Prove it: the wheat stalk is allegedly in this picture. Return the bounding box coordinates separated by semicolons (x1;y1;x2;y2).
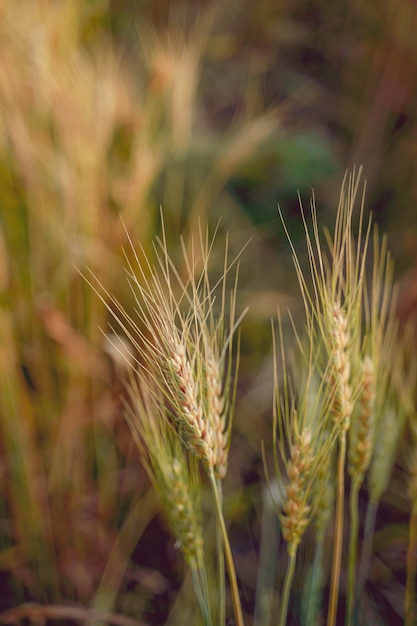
85;220;246;626
126;376;205;569
272;313;336;626
278;169;371;626
124;375;212;625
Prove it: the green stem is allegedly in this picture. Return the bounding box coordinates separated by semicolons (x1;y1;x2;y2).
357;498;378;604
208;469;244;626
405;499;417;626
254;484;280;626
346;477;361;626
327;431;346;626
216;479;226;626
301;536;325;626
191;566;213;626
279;548;297;626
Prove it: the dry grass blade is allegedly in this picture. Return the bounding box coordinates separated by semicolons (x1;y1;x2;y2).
0;602;147;626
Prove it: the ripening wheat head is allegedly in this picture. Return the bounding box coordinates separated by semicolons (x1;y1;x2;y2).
272;169;406;551
348;227;398;482
272;315;337;555
369;329;417;503
275;170;412;554
89;219;246;481
125;374;205;570
279;170;373;435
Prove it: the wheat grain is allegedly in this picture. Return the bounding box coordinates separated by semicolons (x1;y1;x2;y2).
280;424;313;555
348;355;375;478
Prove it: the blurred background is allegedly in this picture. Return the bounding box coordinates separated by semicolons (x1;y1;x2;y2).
0;0;416;624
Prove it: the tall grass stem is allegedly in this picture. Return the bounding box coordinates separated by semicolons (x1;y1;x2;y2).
208;469;244;626
327;432;347;626
279;551;297;626
216;479;226;626
254;484;280;626
191;567;213;626
405;499;417;626
346;478;361;626
357;499;378;607
301;537;325;626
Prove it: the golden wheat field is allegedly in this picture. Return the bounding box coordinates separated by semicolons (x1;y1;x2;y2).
0;2;417;625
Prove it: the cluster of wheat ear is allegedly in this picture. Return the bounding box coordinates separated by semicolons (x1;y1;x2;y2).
94;171;415;626
273;170;416;626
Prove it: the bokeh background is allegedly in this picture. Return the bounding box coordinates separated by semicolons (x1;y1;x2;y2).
0;0;416;624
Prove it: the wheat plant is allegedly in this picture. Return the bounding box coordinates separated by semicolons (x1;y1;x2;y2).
0;3;286;620
95;171;416;626
86;219;247;626
0;1;415;624
272;169;416;626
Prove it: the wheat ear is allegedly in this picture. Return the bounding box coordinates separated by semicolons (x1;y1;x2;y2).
84;219;246;626
279;170;369;626
272;313;336;626
279;424;313;554
124;376;211;624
